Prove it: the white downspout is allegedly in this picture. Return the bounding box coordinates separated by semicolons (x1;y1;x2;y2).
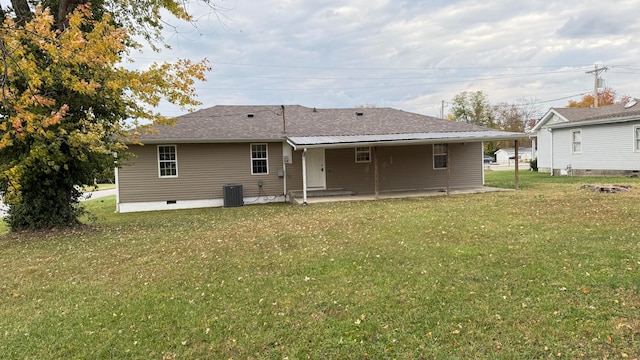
302;148;308;205
481;142;485;185
282;160;287;203
548;128;554;176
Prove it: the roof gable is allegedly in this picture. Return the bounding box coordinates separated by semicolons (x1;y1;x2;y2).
532;109;570;132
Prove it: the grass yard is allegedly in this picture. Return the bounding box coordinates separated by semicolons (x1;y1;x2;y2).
1;171;639;358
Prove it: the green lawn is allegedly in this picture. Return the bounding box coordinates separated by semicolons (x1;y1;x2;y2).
1;171;639;358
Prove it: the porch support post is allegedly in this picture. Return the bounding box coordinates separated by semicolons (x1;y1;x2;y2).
514;140;520;190
373;146;379;198
302;148;308;205
446;144;451;195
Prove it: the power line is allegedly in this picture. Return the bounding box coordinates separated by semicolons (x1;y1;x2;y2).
209;69;582;81
130;56;597;72
210;61;596;72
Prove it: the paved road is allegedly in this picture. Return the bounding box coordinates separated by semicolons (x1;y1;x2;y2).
0;189;116;218
485;162;531;171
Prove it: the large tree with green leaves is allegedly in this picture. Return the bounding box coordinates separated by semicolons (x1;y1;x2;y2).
449;91;538;154
0;1;213;230
449;90;495;128
449;90;498;154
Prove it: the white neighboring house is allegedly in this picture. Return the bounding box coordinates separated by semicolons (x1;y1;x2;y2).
532;99;640;176
494;148;532;164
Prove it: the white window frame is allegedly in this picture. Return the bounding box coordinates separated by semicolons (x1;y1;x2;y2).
571;129;582;154
251;143;269;175
355;147;371;163
157;145;178;178
634;125;640;152
433;144;448;169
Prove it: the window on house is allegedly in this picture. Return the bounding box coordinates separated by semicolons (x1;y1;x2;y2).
158;145;178;177
355;147;371;163
635;126;640;151
433;144;448;169
251;143;268;174
571;130;582;153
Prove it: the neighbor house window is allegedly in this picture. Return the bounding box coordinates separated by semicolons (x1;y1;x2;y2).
433;144;447;169
355;147;371;163
251;143;268;174
158;145;178;178
571;129;582;153
635;126;640;151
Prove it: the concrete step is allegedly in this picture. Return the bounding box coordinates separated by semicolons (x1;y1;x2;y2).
289;189;355;198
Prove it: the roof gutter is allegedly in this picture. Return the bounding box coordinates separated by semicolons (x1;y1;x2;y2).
286;138;298;150
127;138;285;145
287;133;527;150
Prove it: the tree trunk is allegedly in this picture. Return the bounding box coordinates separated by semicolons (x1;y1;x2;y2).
57;0;78;30
10;0;32;25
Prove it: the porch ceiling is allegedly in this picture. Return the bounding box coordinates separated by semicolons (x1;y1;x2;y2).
286;131;526;150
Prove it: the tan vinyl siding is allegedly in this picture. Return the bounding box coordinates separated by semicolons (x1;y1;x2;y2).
285;150;304;191
447;142;484;188
287;143;483;194
375;143;482;191
119;142;284;203
326;148;375;192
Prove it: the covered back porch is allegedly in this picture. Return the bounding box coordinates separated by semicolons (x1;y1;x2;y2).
285;131;526;205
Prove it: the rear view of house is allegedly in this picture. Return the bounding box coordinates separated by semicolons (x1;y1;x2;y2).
116;105;525;212
532;100;640;176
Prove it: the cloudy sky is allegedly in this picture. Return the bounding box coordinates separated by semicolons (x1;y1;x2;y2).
135;0;640;118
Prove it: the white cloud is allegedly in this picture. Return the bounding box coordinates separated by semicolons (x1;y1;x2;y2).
136;0;640;117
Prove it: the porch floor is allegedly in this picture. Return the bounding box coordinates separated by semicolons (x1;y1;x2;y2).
289;187;512;205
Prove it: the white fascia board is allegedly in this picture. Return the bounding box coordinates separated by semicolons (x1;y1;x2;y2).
287;132;527;150
531;109;567;132
546;115;640;129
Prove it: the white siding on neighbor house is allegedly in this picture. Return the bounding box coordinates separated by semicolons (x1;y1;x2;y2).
551;122;640;171
536;128;553;171
534;112;568;172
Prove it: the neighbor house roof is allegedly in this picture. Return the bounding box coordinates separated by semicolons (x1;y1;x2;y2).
136;105;526;146
533;99;640;131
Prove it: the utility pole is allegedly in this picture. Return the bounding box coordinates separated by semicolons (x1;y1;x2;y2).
585;65;608;108
440;100;449;119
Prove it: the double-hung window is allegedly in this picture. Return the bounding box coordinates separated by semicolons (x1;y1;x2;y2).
158;145;178;177
634;126;640;151
571;130;582;154
355;147;371;163
433;144;448;169
251;144;269;174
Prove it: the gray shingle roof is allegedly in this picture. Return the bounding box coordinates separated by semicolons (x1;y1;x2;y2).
552;100;640;123
137;105;525;143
